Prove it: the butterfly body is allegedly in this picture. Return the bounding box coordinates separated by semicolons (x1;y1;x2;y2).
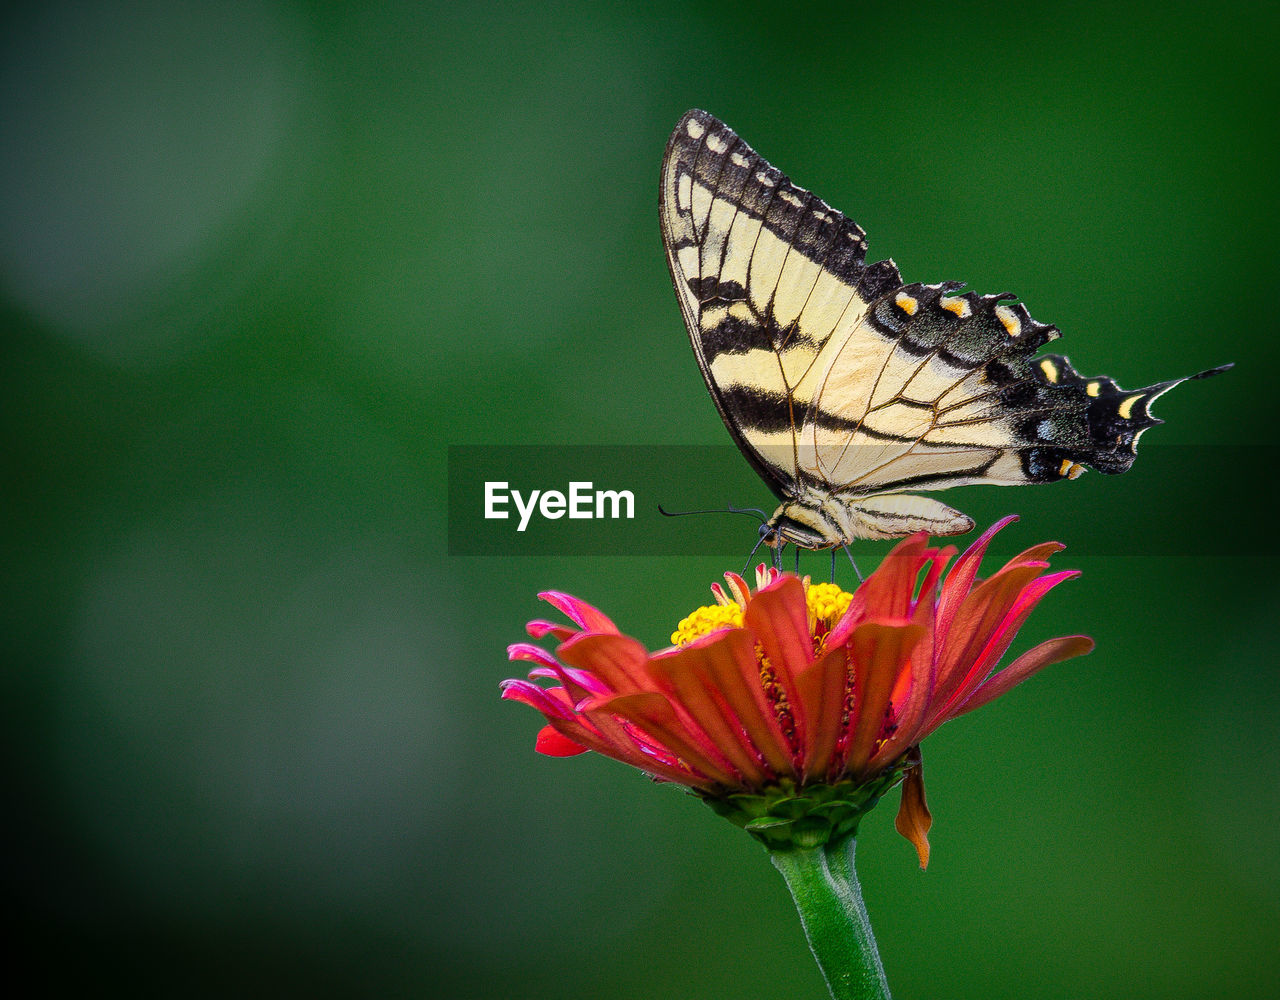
765;489;968;548
661;109;1228;548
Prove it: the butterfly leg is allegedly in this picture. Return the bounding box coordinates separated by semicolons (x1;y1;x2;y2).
742;529;770;577
842;544;862;582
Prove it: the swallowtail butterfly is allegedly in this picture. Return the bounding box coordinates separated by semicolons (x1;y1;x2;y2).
661;109;1228;549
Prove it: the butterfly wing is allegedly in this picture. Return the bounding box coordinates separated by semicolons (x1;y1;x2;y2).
660;108;902;501
661;109;1229;541
802;284;1228;501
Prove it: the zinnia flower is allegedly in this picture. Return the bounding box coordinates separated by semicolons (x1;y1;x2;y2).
502;516;1093;866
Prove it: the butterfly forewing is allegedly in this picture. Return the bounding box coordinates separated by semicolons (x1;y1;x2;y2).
661;109;902;500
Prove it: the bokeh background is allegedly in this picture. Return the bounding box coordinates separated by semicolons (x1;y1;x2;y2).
4;1;1277;997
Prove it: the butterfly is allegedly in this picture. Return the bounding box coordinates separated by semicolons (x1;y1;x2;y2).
660;109;1229;550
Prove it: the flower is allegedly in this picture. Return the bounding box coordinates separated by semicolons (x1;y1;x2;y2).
501;516;1093;865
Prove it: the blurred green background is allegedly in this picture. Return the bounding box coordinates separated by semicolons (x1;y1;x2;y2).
3;1;1277;997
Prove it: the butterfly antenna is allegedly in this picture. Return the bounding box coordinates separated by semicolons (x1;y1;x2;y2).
658;504;770;523
665;504;762;519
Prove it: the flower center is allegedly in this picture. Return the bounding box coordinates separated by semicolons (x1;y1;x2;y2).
671;576;853;647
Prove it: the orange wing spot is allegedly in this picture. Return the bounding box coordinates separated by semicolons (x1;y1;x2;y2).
995;305;1021;337
895;292;919;316
1058;459;1085;480
940;296;971;318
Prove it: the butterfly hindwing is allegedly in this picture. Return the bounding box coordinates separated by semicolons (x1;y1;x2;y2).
801;283;1062;494
806;280;1226;497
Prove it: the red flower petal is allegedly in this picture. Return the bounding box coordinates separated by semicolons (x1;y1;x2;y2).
793;644;851;781
500;677;574;718
530;694;705;787
535;725;589;756
537;591;619;634
935;514;1018;648
881;615;942;754
586;690;740;788
912;545;955;621
744;576;815;678
503;680;653;769
932;563;1050;711
508;642;602;703
868;659;931;772
526;620;579;642
557;632;651;694
994;540;1065;574
852;533;930;622
845;620;926;778
676;629;798;777
742;577;815;756
949;635;1095;720
646;641;776;786
507;641;561;670
927;568;1080;732
865;544;954;758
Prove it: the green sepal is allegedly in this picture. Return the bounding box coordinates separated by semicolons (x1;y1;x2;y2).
696;766;909;850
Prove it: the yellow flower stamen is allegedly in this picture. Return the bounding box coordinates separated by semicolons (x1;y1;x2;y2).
672;576;854;648
671;603;743;646
757;646;798;753
806;582;853;631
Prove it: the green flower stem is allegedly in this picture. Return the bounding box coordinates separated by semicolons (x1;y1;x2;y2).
770;835;890;1000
